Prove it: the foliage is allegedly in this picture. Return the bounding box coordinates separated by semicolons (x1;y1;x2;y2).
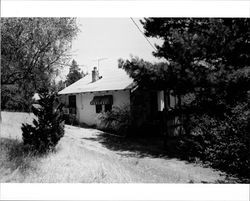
118;18;250;178
118;57;169;90
178;102;250;177
65;59;84;86
1;85;33;112
1;17;79;86
119;18;250;100
119;18;250;122
98;105;132;136
142;18;249;64
21;89;65;153
1;18;79;112
50;80;66;93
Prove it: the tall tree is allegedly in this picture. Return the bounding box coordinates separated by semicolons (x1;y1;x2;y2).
1;18;79;113
119;18;250;177
119;18;250;111
65;59;84;86
1;18;79;86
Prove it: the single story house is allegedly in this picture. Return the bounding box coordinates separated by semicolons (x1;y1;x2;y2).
58;67;179;134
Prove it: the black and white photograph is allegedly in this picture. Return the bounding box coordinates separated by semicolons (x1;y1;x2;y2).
0;0;249;200
1;16;249;183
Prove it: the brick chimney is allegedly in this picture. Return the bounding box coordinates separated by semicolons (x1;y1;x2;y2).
92;67;99;82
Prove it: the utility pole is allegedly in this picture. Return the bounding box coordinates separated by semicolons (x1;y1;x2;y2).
92;58;108;72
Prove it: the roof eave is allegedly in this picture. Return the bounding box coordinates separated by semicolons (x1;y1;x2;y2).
58;87;133;95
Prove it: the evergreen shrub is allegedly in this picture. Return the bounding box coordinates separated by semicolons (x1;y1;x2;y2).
21;89;65;153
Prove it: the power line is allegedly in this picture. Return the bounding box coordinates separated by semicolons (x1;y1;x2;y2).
130;17;157;52
130;18;170;65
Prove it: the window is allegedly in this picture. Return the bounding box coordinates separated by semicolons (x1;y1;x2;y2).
96;104;102;113
105;104;112;112
91;95;113;113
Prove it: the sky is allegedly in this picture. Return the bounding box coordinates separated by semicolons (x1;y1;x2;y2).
58;18;163;80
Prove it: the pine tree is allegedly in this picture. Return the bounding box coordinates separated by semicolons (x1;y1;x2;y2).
118;18;250;178
65;59;83;86
120;18;250;113
21;88;65;153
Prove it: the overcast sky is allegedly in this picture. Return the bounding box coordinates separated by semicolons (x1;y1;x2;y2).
58;18;163;80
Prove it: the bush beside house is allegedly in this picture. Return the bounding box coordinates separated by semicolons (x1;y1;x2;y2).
97;105;132;136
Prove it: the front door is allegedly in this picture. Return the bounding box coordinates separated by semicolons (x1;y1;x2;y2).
68;95;76;114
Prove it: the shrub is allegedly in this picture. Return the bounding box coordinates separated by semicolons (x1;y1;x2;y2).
97;105;132;136
21;89;65;153
177;102;250;178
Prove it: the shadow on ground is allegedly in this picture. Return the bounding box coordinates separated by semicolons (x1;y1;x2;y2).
83;132;179;159
81;132;250;183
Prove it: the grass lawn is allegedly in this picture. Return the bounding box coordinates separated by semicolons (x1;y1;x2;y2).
0;111;240;183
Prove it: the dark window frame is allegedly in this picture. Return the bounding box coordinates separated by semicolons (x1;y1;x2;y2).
96;104;102;113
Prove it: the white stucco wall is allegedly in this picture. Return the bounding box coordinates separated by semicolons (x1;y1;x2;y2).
62;90;130;126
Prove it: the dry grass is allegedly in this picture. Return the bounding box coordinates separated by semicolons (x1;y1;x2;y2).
0;112;142;182
0;111;233;183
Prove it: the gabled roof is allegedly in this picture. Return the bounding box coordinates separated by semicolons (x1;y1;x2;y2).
58;70;135;95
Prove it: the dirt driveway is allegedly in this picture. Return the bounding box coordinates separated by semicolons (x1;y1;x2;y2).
62;125;227;183
1;111;230;183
